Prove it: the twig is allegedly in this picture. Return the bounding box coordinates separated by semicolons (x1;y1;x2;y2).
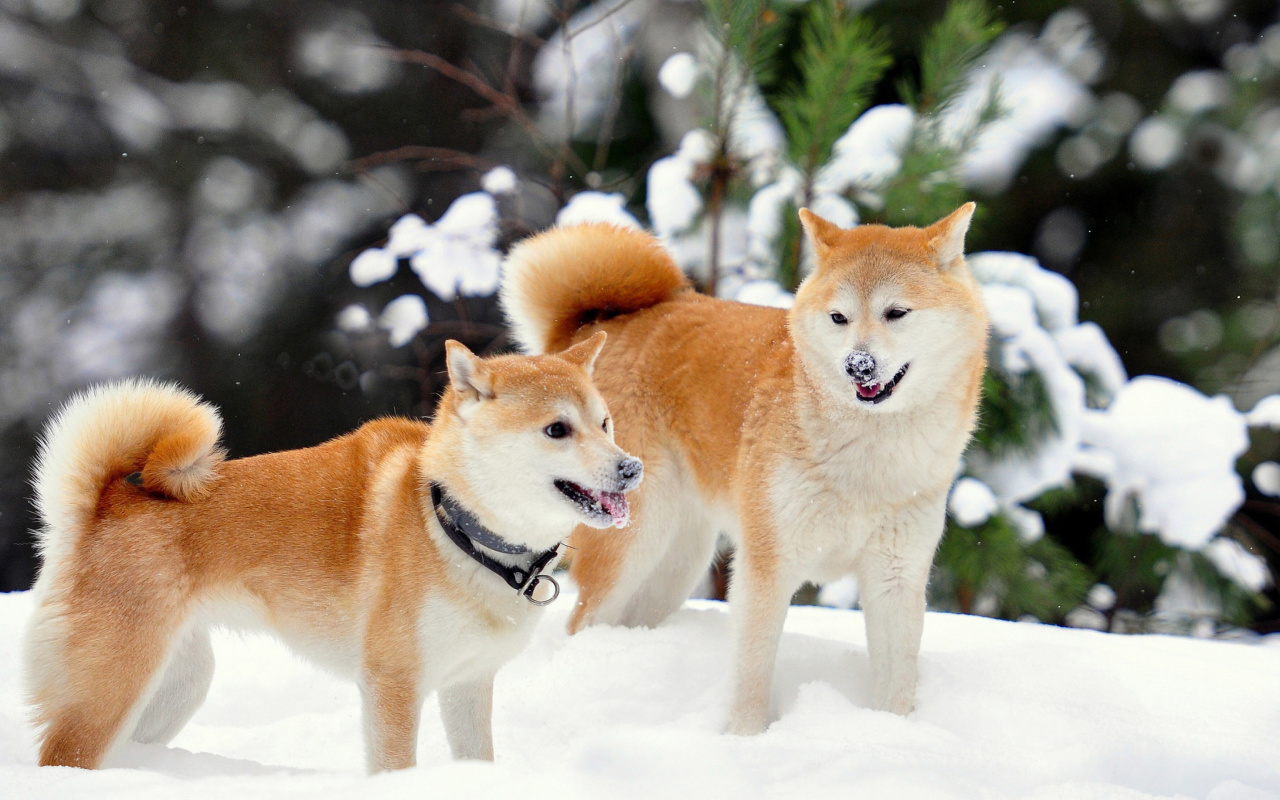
451;3;548;47
350;145;494;173
593;39;632;173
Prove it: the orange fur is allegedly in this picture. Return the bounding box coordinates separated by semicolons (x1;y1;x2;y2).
24;342;637;771
501;223;691;354
501;206;989;730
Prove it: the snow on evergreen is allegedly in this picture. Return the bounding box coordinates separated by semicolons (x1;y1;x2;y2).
1076;377;1251;550
556;192;642;229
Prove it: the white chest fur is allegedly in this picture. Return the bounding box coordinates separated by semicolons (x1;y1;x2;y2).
767;401;968;580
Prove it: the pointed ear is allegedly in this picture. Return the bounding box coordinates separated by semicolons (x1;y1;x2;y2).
558;331;607;376
798;208;842;260
445;340;493;410
928;202;976;271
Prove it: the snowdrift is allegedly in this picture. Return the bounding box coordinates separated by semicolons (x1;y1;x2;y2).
0;589;1276;799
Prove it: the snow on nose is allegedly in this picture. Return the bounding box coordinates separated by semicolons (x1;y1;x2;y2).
846;350;877;383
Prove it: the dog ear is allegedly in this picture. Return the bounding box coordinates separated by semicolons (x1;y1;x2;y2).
558;331;608;376
445;340;494;411
798;208;842;263
927;202;976;271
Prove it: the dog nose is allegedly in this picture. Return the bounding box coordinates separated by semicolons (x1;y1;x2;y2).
845;350;877;382
617;457;644;490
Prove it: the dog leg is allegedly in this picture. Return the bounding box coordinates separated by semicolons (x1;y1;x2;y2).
619;523;720;628
438;673;495;761
856;495;946;715
33;600;184;768
359;664;423;773
131;625;214;745
725;545;795;736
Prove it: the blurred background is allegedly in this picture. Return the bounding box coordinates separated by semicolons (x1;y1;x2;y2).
0;0;1278;636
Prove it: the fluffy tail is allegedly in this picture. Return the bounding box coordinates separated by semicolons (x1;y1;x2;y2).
500;223;690;354
32;379;225;572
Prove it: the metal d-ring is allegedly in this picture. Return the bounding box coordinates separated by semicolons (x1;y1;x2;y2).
523;573;561;606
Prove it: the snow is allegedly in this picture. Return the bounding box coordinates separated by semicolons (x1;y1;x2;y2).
1054;321;1128;402
532;0;650;138
481;166;518;196
1076;377;1250;550
733;279;794;309
1131;116;1183;170
1247;394;1280;429
336;304;372;333
556;192;641;229
1203;538;1271;592
646;130;713;237
1087;583;1117;611
815;104;916;195
967;252;1079;332
1254;461;1280;497
1167;70;1233;115
967;281;1085;507
378;294;428;348
658;52;698;99
1;589;1277;799
365;193;503;302
950;32;1095;192
349;247;398;287
948;477;999;527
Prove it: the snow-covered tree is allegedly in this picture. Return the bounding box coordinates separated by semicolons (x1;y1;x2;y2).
344;0;1279;635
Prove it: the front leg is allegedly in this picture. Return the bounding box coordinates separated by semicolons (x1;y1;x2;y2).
359;664;424;772
726;534;797;736
856;493;947;715
439;673;495;761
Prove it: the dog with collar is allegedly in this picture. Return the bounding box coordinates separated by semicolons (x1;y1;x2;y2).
501;206;988;733
23;332;641;771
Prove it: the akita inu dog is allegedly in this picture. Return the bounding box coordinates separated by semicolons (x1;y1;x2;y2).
501;205;987;733
23;333;642;770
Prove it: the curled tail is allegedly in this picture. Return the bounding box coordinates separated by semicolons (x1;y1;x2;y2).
500;223;690;354
33;379;225;572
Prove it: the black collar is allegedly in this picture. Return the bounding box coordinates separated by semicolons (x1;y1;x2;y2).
429;483;562;606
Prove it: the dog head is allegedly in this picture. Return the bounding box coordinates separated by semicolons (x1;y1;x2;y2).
433;332;642;551
789;203;989;413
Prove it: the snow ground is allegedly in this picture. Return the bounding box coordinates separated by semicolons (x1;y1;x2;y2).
0;589;1276;800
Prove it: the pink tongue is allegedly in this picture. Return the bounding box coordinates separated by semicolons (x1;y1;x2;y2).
598;491;630;528
857;382;882;399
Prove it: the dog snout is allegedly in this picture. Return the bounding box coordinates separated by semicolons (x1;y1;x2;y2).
845;350;877;382
616;456;643;491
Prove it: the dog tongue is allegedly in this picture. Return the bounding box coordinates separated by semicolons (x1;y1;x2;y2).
598;491;630;528
856;382;882;399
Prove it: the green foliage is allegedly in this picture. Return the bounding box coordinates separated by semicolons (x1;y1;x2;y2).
932;514;1091;623
972;363;1059;458
777;1;892;180
704;0;788;87
899;0;1005;114
703;0;789;142
878;0;1003;227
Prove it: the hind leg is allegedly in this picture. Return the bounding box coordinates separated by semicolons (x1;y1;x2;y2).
132;625;214;745
25;576;188;769
618;522;721;628
569;469;700;632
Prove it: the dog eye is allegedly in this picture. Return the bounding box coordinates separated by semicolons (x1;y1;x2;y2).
544;421;571;439
885;308;910;321
602;418;610;432
829;312;848;325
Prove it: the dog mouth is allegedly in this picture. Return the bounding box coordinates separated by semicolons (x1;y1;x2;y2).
853;363;910;404
554;479;631;528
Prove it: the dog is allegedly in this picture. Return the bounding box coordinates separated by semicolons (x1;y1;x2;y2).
500;205;988;733
23;333;643;770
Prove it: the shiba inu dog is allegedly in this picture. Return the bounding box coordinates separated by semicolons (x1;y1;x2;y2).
23;333;642;771
500;205;987;733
